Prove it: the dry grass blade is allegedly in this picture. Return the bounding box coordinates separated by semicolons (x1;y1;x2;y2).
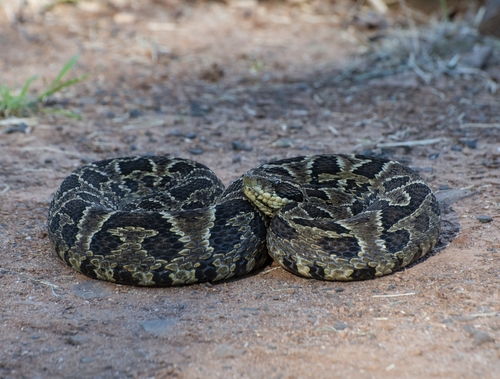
372;292;416;298
376;138;442;148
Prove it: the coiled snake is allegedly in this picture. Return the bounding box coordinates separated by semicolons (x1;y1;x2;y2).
48;154;441;286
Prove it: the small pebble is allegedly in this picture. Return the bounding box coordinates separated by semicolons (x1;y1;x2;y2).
419;167;434;173
439;184;450;190
185;132;197;139
271;138;294;148
232;155;242;163
141;319;178;337
335;287;344;293
287;120;303;130
66;335;89;346
190;101;209;117
451;145;462;152
333;322;350;331
477;215;493;223
168;130;184;137
129;109;143;118
232;141;252;151
106;111;115;119
459;139;477;149
5;123;28;134
189;148;204;155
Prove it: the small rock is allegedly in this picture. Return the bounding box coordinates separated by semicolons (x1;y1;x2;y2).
333;322;350;331
5;122;28;134
335;287;344;293
271;138;294;148
190;101;209;117
232;155;242;163
290;109;309;116
462;139;477;149
241;307;259;316
189;148;204;155
419;167;434;173
168;130;184;137
451;145;462;152
287;120;303;130
184;132;197;139
129;109;143;118
141;318;178;337
242;105;257;117
477;215;493;223
66;335;89;346
231;141;252;151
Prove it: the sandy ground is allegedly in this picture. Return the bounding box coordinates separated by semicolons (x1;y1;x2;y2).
1;1;499;378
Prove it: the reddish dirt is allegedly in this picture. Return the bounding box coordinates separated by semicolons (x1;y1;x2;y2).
1;1;499;378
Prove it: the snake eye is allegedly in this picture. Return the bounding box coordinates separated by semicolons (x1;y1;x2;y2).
272;179;280;187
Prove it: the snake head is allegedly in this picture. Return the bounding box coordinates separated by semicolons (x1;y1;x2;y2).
242;173;305;217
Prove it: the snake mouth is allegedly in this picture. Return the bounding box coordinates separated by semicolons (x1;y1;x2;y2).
242;175;289;217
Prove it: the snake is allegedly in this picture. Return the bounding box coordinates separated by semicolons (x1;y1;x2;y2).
47;154;441;286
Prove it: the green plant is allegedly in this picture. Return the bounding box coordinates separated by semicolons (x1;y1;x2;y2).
0;55;88;118
439;0;449;22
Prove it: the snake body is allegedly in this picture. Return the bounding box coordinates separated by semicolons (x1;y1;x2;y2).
48;154;441;286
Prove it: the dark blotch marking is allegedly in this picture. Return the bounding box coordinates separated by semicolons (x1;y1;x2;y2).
352;156;387;179
319;235;361;258
304;188;329;201
275;181;303;202
80;169;108;188
117;157;154;176
58;173;81;193
122;178;139;193
383;176;410;192
382;229;411;254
